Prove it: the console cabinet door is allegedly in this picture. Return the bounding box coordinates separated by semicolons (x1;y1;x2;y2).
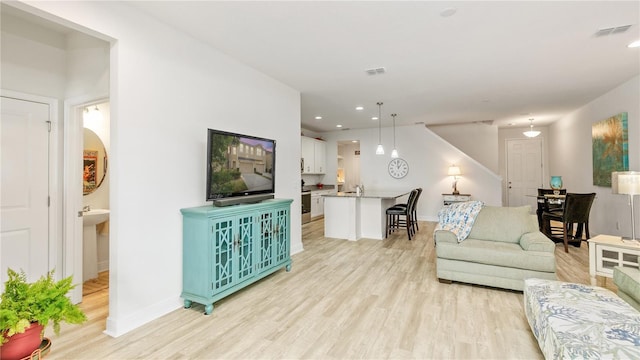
210;213;255;294
256;210;275;273
256;205;290;273
273;205;290;265
235;213;256;284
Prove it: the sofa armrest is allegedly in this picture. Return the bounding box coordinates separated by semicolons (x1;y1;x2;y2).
519;232;555;252
434;230;458;244
613;266;640;311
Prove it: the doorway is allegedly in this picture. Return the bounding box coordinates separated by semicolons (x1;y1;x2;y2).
80;101;110;299
337;140;360;192
506;138;543;209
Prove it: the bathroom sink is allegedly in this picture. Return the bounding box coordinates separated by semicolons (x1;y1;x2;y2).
83;209;110;226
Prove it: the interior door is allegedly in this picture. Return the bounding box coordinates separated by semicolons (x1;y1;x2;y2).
1;96;51;283
506;138;543;209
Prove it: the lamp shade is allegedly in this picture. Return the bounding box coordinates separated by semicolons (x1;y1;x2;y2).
523;119;541;138
448;165;461;176
612;171;640;195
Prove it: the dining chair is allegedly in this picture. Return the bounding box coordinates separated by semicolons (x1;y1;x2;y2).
541;192;596;252
385;189;419;240
389;188;422;232
536;188;567;232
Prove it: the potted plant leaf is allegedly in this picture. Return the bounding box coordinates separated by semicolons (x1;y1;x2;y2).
0;268;87;360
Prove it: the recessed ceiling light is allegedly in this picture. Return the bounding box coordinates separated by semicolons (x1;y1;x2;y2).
315;116;322;120
351;140;358;143
355;106;364;111
336;124;343;128
629;40;640;48
440;7;457;17
365;67;386;76
372;116;378;120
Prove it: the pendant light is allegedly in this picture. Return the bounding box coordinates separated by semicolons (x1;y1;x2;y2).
391;113;398;158
523;118;541;138
376;102;385;155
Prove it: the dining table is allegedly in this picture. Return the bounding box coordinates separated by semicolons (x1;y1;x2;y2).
536;194;566;231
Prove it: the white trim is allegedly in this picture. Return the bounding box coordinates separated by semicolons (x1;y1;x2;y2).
1;89;59;277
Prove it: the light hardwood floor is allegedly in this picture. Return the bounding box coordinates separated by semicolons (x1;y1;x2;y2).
47;220;615;359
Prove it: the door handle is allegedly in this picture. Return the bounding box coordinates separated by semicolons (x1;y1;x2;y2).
78;211;83;217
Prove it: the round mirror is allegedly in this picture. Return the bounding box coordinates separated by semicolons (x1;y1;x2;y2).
83;128;108;195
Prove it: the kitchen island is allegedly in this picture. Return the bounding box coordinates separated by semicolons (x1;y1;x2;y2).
323;190;410;241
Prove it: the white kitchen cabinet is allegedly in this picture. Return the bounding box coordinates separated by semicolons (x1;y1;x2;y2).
301;136;315;174
314;140;326;173
310;189;336;219
301;136;326;174
311;193;323;218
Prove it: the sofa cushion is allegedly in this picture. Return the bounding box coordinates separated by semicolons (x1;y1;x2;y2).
519;231;556;253
468;206;536;244
437;239;556;272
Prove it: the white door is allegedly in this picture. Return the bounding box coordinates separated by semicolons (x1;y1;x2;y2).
506;138;543;209
1;96;51;283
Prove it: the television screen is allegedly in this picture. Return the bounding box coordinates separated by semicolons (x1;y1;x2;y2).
206;128;275;202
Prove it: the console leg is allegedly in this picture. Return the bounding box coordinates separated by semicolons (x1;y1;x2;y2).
286;264;292;272
184;299;192;309
204;304;214;315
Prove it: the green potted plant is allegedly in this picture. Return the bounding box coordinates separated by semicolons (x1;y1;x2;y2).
0;268;87;360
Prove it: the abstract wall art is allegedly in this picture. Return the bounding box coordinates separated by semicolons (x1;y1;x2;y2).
592;112;629;187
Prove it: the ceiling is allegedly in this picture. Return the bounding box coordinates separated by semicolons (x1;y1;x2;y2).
8;2;640;133
126;1;640;133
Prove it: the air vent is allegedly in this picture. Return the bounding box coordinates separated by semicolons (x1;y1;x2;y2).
365;67;386;76
595;25;632;37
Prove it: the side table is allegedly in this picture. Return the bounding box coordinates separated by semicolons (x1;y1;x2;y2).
588;234;640;286
442;194;471;206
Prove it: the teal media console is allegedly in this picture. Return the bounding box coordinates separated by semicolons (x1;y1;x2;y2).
180;199;293;314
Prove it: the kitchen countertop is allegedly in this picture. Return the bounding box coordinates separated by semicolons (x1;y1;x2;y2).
323;190;409;199
302;185;336;193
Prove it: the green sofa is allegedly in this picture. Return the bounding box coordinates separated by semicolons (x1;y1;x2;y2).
435;205;557;291
613;266;640;311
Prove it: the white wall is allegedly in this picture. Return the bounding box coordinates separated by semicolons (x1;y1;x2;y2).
321;124;502;220
548;75;640;238
0;12;67;98
15;1;302;337
429;122;499;174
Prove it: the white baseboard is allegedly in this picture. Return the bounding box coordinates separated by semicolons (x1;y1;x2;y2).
104;297;183;338
291;242;304;255
97;260;109;273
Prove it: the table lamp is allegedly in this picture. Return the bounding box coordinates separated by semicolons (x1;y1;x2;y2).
448;165;461;195
612;171;640;241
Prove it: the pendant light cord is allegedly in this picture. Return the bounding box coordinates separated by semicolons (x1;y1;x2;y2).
377;102;383;143
391;113;396;148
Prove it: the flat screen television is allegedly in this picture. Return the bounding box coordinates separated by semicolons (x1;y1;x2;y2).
206;128;275;206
